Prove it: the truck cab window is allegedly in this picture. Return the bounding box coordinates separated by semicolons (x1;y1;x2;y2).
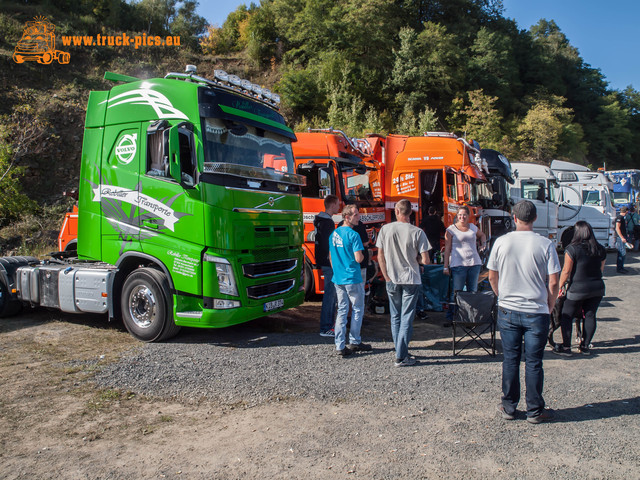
522;180;546;201
146;122;169;177
446;171;457;201
297;164;333;198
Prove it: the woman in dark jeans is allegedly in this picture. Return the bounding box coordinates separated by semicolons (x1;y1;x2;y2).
555;221;606;356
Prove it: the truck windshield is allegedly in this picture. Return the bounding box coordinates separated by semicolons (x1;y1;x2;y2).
202;117;295;173
470;181;493;207
582;190;601;205
489;177;509;207
613;191;631;205
339;165;382;204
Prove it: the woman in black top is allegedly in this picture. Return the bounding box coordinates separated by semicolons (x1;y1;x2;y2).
556;221;607;355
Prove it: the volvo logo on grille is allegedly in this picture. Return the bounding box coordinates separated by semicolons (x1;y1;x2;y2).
255;195;285;209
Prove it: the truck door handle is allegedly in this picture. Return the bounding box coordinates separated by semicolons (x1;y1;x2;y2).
143;219;159;229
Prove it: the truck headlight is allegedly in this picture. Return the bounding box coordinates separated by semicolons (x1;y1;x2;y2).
215;262;239;296
204;254;239;296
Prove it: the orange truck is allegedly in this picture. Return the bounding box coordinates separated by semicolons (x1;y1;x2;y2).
372;132;491;251
292;130;385;296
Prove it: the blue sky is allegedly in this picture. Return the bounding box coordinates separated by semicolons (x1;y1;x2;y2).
197;0;638;91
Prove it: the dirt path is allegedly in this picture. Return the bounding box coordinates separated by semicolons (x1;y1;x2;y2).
1;252;639;479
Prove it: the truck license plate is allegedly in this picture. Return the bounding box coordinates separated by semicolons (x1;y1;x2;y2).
263;298;284;312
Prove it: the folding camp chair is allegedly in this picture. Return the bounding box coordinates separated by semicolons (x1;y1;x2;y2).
452;290;496;356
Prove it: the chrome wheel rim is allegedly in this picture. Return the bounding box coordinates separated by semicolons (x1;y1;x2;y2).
128;285;157;329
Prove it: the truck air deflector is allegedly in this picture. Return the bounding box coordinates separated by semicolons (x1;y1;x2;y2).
218;105;295;137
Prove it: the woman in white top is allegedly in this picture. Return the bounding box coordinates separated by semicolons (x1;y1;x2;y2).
443;206;487;319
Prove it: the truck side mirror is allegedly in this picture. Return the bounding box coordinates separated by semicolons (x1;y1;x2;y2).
168;125;181;182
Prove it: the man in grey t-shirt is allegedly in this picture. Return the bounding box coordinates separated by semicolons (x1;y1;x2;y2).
487;200;560;424
376;199;430;367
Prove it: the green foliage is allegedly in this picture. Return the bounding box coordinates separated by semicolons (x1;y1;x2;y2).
200;4;250;54
0;104;49;225
0;140;35;226
462;90;503;149
516;95;583;163
245;3;279;66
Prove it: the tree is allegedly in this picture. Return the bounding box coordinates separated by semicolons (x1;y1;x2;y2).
516;95;584;163
170;0;207;50
462;90;503;149
0;105;44;224
468;27;520;111
200;4;250;54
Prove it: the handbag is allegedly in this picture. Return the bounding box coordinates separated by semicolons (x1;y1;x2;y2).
548;282;569;348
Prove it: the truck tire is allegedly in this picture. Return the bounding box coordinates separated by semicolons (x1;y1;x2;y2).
120;267;180;342
0;256;37;317
0;280;22;317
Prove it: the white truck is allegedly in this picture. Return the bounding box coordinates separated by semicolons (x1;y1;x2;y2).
550;160;616;249
510;163;559;247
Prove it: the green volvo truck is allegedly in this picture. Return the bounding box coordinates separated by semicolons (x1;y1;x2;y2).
0;66;306;341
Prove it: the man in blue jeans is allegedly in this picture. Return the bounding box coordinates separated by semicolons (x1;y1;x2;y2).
329;205;372;356
314;195;341;336
615;206;630;273
376;199;430;367
488;200;560;424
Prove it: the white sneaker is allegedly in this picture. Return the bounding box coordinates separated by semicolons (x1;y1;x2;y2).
394;356;417;367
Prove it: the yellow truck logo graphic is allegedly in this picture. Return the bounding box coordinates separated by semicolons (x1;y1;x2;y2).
13;16;70;65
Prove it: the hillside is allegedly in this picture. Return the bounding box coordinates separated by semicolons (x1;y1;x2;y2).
1;0;640;254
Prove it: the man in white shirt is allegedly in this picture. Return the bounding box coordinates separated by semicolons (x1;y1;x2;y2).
376;200;430;367
487;200;560;424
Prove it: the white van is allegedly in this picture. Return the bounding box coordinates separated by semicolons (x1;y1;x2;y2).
510;163;559;247
550;160;616;248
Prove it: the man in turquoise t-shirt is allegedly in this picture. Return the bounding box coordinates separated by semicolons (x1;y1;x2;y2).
329;205;372;356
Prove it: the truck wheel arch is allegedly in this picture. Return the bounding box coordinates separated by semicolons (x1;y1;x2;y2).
112;253;175;323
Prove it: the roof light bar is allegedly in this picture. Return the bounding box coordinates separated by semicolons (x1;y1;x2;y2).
167;67;281;109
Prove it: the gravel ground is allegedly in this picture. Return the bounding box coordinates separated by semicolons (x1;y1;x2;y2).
1;253;639;479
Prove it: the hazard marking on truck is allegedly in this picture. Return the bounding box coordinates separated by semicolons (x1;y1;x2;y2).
101;87;188;120
93;185;183;231
115;134;137;164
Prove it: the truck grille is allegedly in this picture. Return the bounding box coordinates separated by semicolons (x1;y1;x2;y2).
252;247;289;263
242;259;297;278
254;226;288;246
246;279;295;299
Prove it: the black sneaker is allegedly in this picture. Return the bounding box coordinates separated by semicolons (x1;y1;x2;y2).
498;404;516;420
551;345;572;357
336;347;353;357
527;408;555;424
416;310;429;320
617;268;629;274
347;342;372;352
578;346;591;355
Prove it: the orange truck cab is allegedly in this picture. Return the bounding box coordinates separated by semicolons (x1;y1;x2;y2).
292;130;385;296
377;132;490;251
